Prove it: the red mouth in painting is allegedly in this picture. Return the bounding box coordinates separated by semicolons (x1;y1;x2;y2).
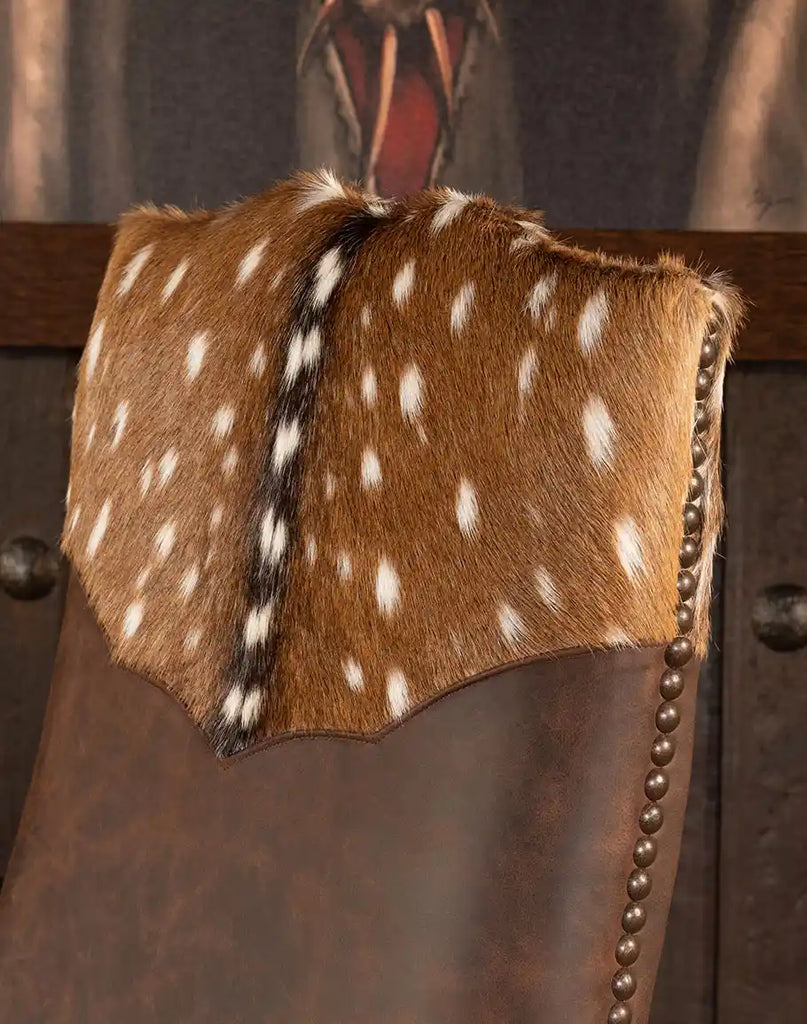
298;1;499;196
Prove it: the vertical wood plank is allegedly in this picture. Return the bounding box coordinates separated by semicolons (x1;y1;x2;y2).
0;349;76;882
719;365;807;1022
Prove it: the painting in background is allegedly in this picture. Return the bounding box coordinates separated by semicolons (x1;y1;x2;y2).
1;0;804;228
295;0;522;200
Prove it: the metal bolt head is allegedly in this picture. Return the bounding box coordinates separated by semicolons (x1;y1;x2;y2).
627;868;653;901
615;933;641;967
611;968;637;1001
608;1003;633;1024
633;836;658;867
651;734;676;767
644;769;669;801
639;802;664;835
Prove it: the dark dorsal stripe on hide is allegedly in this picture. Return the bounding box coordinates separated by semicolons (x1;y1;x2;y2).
211;206;392;756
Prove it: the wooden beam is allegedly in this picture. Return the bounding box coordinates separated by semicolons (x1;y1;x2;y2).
1;223;805;359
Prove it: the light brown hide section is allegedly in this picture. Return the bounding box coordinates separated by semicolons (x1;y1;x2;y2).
275;198;717;733
61;175;742;747
62;176;373;723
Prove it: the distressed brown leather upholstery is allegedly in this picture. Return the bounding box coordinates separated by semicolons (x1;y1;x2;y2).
0;574;697;1023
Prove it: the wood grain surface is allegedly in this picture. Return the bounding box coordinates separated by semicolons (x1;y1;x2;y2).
1;224;805;359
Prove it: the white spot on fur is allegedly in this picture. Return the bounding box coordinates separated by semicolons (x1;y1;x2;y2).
336;551;353;581
271;267;285;291
240;687;264;729
366;198;389;217
312;247;342;307
392;260;416;305
451;281;476;334
179;563;199;601
518;348;538;399
376;557;400;616
67;504;81;534
244;602;273;648
305;535;317;563
186;332;208;381
154;521;176;562
499;602;526;646
117;244;154;296
85;320;104;379
400;364;423;420
162;257;189;302
361;366;377;407
325;472;336;500
86;500;111;557
250;343;267;377
456;478;479;537
284;326;322;386
212;404;235;441
158;448;178;487
582;395;616;468
260;508;287;565
534;567;562;612
386;670;410;719
136;566;151;590
432;188;474;232
140;460;153;497
297;168;346;211
221;685;243;723
272;419;301;471
605;626;633;647
361;448;382;489
221;445;239;476
578;289;609;355
122;602;144;638
111;402;128;448
526;272;558;319
210;504;223;531
85;420;97;452
236;240;267;286
184;628;202;654
343;658;364;692
360;305;372;330
615;517;645;580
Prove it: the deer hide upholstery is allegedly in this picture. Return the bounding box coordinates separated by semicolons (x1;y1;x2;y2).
61;171;744;758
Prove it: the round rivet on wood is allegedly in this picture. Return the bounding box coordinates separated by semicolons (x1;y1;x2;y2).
683;503;702;535
639;802;664;835
608;1003;633;1024
679;537;699;569
677;570;697;600
611;968;637;1001
627;868;653;901
644;769;669;801
0;536;61;601
665;636;693;668
633;836;658;868
615;934;641;967
651;734;676;767
656;701;681;734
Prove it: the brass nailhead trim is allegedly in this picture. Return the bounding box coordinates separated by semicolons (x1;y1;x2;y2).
607;320;720;1022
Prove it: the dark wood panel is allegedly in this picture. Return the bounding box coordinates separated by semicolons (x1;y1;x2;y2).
720;365;807;1023
1;224;806;359
0;349;77;881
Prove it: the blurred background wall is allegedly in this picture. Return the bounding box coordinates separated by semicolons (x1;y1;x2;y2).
1;0;805;229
